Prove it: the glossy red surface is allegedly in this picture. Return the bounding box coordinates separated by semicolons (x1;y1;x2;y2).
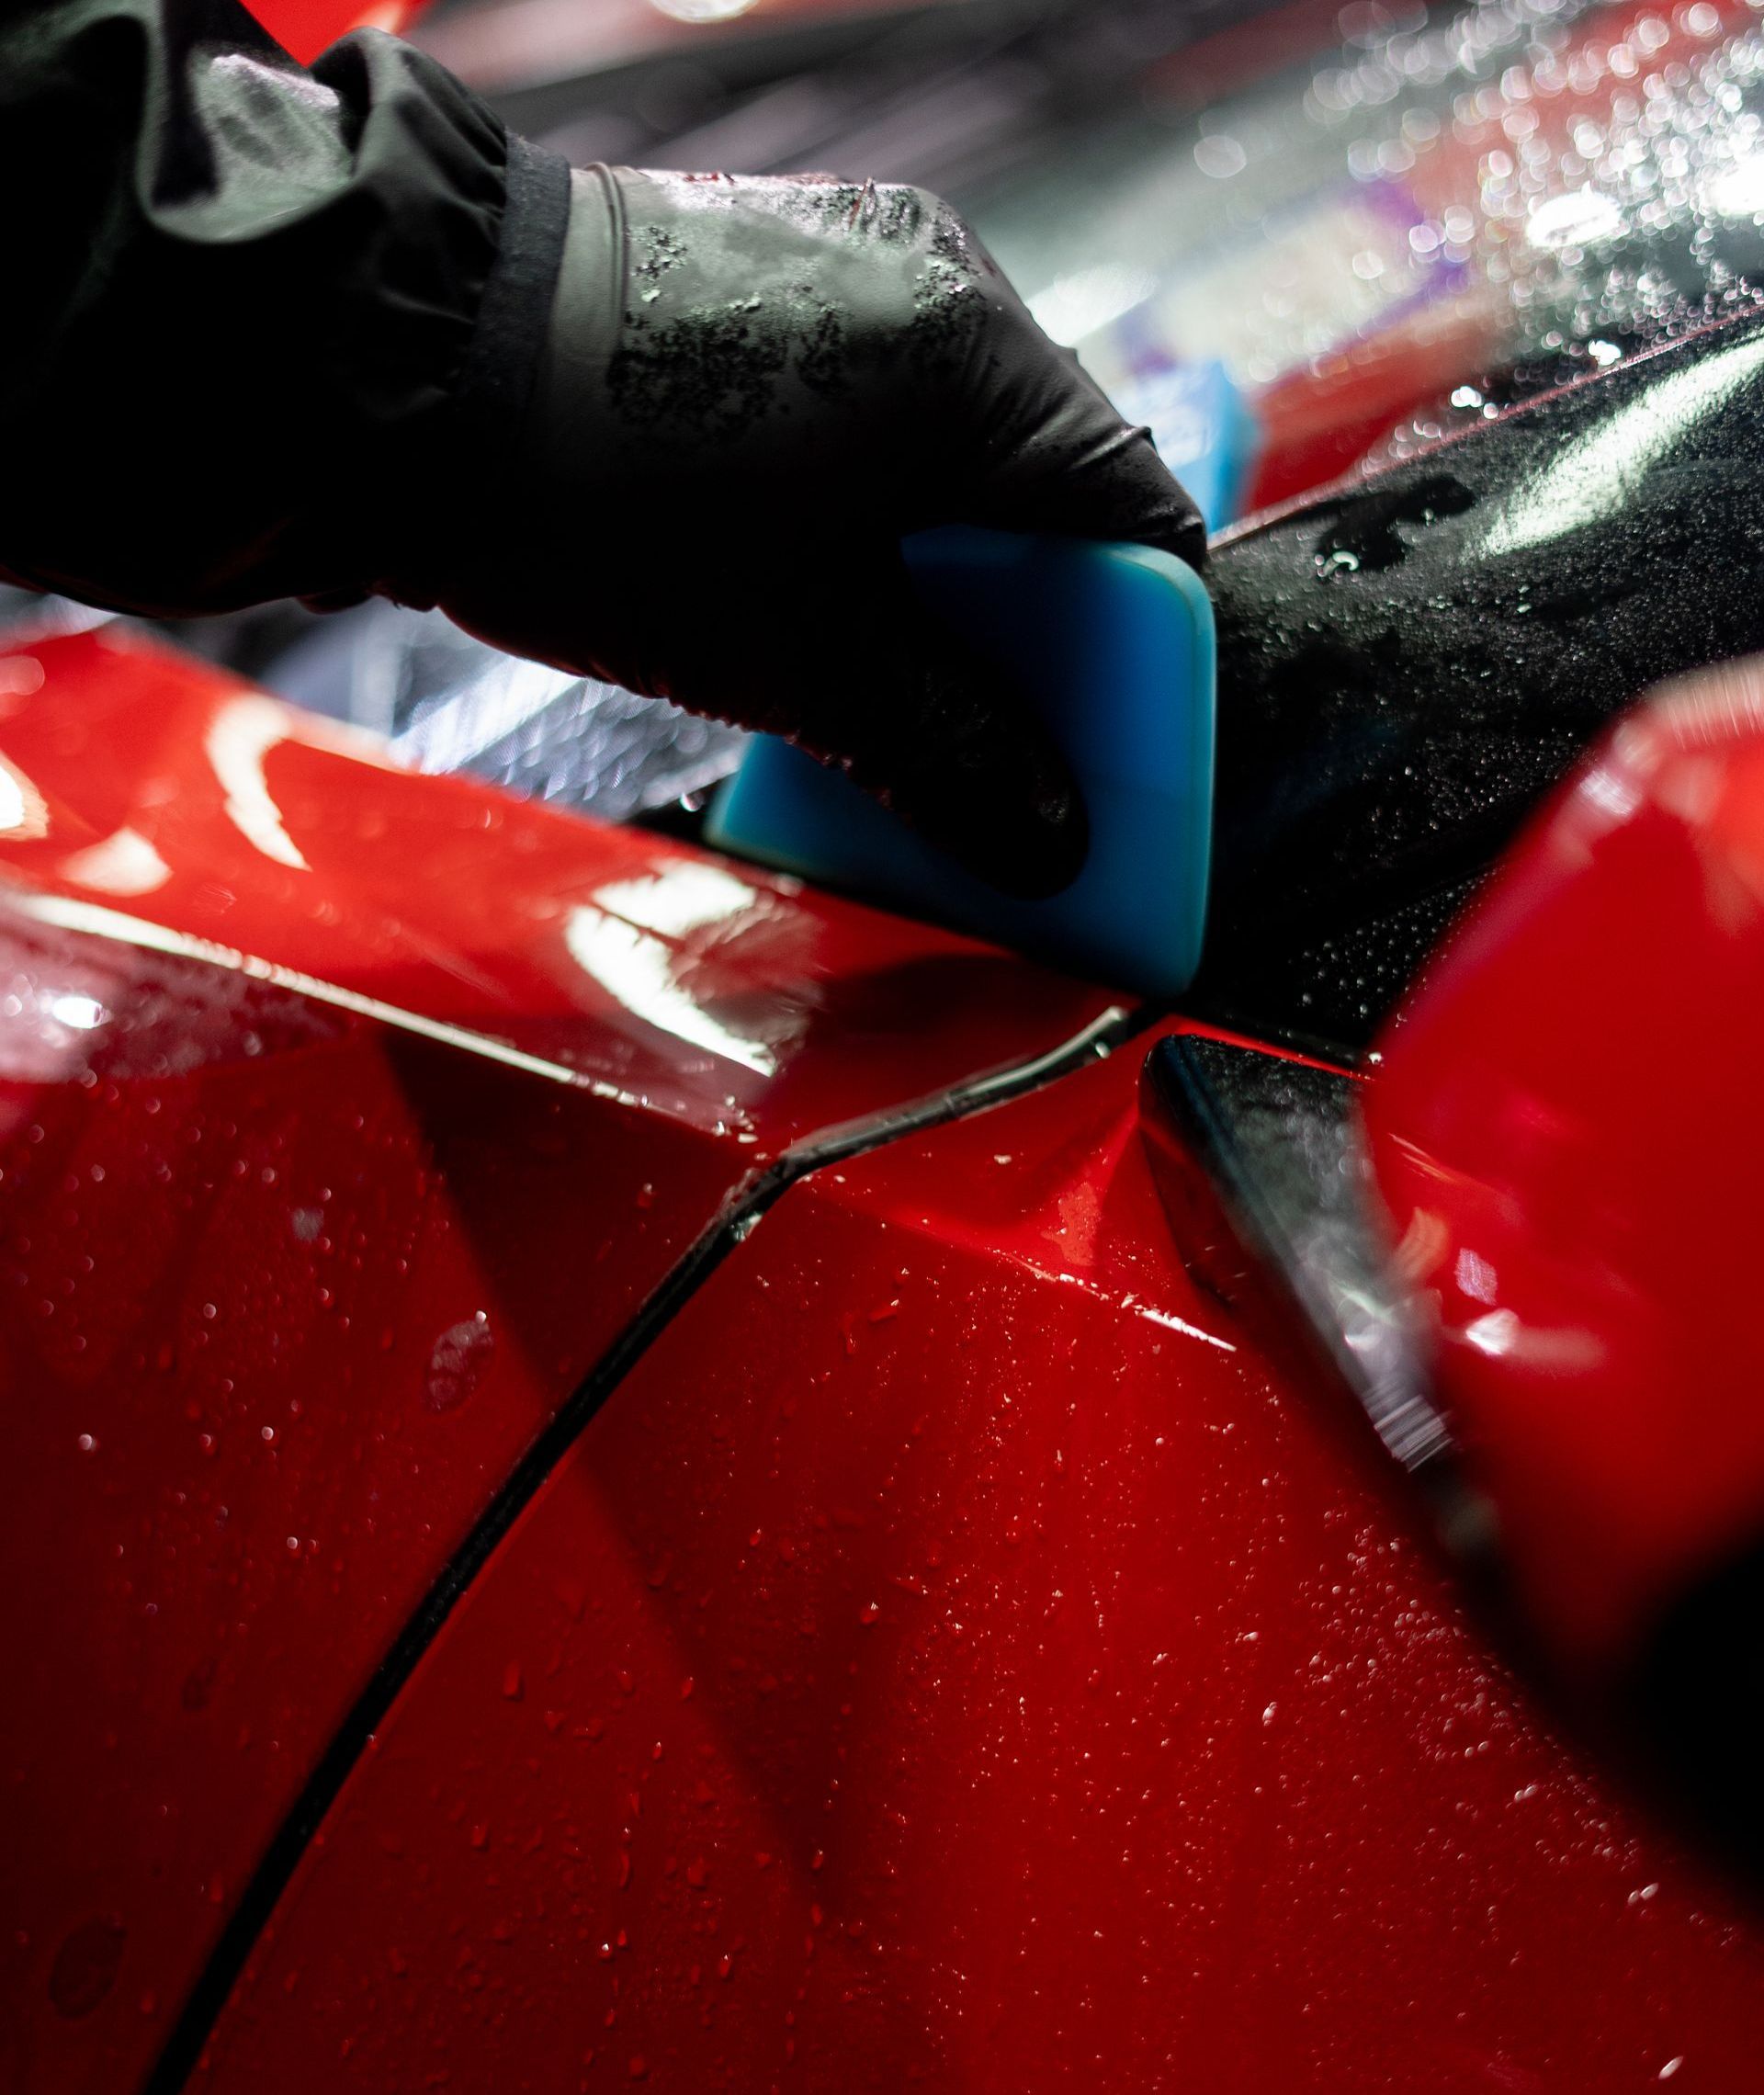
0;629;1114;1138
0;626;1116;2095
1246;298;1508;514
1365;661;1764;1678
199;1025;1764;2092
249;0;422;65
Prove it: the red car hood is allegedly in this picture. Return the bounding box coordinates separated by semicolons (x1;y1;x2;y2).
0;622;1118;2095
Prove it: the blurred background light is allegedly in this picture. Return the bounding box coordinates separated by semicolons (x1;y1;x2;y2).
646;0;760;25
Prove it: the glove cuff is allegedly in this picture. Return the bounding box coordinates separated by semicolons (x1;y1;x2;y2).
526;165;630;473
387;134;575;607
452;134;575;458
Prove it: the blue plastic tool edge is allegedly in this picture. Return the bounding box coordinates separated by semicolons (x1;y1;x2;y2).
707;527;1216;1001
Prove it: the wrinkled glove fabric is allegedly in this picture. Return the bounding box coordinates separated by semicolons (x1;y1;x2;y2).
0;0;562;615
0;3;1203;893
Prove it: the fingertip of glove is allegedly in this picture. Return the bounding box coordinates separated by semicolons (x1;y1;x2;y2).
884;753;1090;900
1147;481;1210;570
1152;506;1209;572
959;783;1089;900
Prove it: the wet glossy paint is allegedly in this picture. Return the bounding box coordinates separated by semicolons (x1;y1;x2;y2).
247;0;422;65
1364;660;1764;1681
0;626;1117;2095
0;629;1115;1134
195;1028;1764;2092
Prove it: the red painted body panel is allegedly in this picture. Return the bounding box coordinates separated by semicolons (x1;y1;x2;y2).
1245;296;1508;515
1365;662;1764;1677
0;627;1116;2095
198;1026;1764;2092
0;630;1110;1138
248;0;422;66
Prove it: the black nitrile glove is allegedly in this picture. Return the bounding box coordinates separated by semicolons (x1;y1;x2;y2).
0;0;1198;892
421;168;1204;898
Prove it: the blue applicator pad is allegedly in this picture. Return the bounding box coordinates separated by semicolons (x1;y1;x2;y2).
705;527;1216;1001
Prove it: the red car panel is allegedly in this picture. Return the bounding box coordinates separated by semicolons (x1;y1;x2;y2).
0;626;1117;2095
249;0;423;65
1365;661;1764;1678
196;1025;1764;2093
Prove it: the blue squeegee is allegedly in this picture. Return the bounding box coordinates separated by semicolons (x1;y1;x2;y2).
705;525;1217;1001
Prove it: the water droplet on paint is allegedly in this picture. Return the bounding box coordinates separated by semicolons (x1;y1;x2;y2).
426;1314;493;1414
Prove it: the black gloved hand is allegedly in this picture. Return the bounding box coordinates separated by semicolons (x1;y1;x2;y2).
418;167;1204;897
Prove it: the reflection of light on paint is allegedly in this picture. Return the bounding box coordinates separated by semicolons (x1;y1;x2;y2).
1044;1268;1237;1352
60;826;171;898
1485;328;1764;558
0;970;122;1081
1137;1301;1236;1351
1525;187;1623;250
1707;153;1764;222
1578;762;1643;824
1453;1247;1498;1305
0;753;49;840
1026;265;1154;346
647;0;757;20
1464;1308;1520;1356
14;893;616;1097
206;696;308;870
47;993;104;1030
566;864;778;1076
566;909;776;1074
1458;1308;1604;1370
596;862;763;941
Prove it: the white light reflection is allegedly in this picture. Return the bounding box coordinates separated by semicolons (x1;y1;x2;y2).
11;892;625;1099
647;0;757;20
0;753;49;841
1577;761;1644;824
59;825;171;898
47;992;105;1031
1458;1308;1604;1370
1138;1301;1238;1351
1464;1308;1520;1356
565;864;779;1077
206;696;309;870
1524;187;1623;250
597;863;763;941
1193;134;1248;180
1453;1247;1498;1305
1046;1267;1237;1351
1026;266;1154;347
1483;327;1764;558
1707;153;1764;223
